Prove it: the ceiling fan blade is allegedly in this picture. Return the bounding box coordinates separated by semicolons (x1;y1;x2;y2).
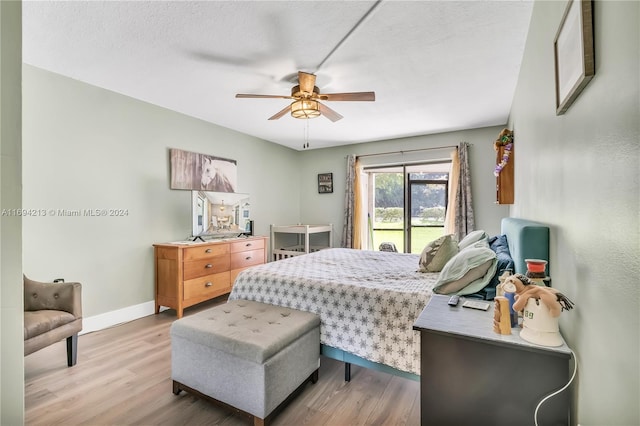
298;71;317;94
236;94;293;99
318;102;343;122
268;104;292;120
319;92;376;102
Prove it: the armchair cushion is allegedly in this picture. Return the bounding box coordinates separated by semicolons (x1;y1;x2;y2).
24;310;77;340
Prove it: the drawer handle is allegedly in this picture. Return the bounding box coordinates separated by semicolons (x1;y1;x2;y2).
205;264;213;268
205;282;212;287
205;248;212;253
245;256;252;260
245;243;252;247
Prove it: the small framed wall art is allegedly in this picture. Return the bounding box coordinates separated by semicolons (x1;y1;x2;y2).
553;0;595;115
318;173;333;193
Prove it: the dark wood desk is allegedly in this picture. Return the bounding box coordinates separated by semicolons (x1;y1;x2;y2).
413;295;571;426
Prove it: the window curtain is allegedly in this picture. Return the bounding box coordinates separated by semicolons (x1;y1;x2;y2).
443;147;459;235
451;142;475;240
342;154;364;248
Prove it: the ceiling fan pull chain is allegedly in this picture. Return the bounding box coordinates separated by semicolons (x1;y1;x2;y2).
303;120;310;149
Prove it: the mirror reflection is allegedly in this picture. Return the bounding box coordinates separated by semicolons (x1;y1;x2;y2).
192;191;250;238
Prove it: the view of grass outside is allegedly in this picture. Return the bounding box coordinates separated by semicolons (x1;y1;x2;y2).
372;221;444;253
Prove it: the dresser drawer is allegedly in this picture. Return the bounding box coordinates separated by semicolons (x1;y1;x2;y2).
184;244;229;261
183;272;230;300
230;249;264;270
230;238;265;253
184;256;230;281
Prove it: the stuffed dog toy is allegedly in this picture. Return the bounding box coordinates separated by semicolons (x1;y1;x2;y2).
503;273;574;317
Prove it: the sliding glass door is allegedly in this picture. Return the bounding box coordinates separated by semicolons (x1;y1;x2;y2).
369;168;405;251
407;166;448;253
366;162;450;253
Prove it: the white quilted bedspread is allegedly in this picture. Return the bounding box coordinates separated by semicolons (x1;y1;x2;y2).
228;248;437;375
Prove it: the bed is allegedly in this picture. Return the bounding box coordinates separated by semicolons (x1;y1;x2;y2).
228;218;550;381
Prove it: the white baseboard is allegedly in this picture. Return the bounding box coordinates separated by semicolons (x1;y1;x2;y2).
81;301;168;335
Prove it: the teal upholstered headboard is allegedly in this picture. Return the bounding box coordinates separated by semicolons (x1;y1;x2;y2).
501;218;550;276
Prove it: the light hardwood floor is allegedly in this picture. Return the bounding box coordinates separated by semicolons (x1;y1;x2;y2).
25;297;420;426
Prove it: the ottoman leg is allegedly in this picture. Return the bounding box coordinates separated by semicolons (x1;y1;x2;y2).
172;380;182;395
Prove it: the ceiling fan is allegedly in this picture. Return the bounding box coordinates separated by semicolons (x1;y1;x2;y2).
235;71;375;122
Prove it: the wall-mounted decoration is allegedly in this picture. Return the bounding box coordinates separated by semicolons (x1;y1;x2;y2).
170;148;237;192
554;0;594;115
318;173;333;193
494;128;514;204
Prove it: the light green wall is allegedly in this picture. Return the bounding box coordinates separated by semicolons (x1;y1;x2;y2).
22;65;301;318
298;126;511;246
509;1;639;424
0;1;24;424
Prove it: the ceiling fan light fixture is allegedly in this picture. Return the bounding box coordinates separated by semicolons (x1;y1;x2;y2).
236;71;373;122
291;99;321;119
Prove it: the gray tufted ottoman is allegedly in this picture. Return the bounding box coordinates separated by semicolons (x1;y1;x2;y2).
170;299;320;426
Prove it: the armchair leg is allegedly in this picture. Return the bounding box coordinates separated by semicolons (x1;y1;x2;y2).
66;334;78;367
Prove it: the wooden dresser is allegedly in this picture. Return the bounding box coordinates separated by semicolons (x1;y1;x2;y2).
153;236;267;318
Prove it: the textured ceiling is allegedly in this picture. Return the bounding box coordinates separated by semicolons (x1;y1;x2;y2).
22;1;534;151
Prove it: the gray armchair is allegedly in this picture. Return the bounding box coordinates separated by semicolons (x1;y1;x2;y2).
24;275;83;367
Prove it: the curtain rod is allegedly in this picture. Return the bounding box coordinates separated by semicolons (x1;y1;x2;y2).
356;144;460;159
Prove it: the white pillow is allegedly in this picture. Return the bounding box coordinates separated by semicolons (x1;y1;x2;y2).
433;246;497;295
457;230;489;250
462;239;490;251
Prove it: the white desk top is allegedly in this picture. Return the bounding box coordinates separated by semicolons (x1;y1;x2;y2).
270;224;333;233
414;294;571;357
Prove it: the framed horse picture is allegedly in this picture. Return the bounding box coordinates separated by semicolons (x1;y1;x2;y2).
170;148;237;192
